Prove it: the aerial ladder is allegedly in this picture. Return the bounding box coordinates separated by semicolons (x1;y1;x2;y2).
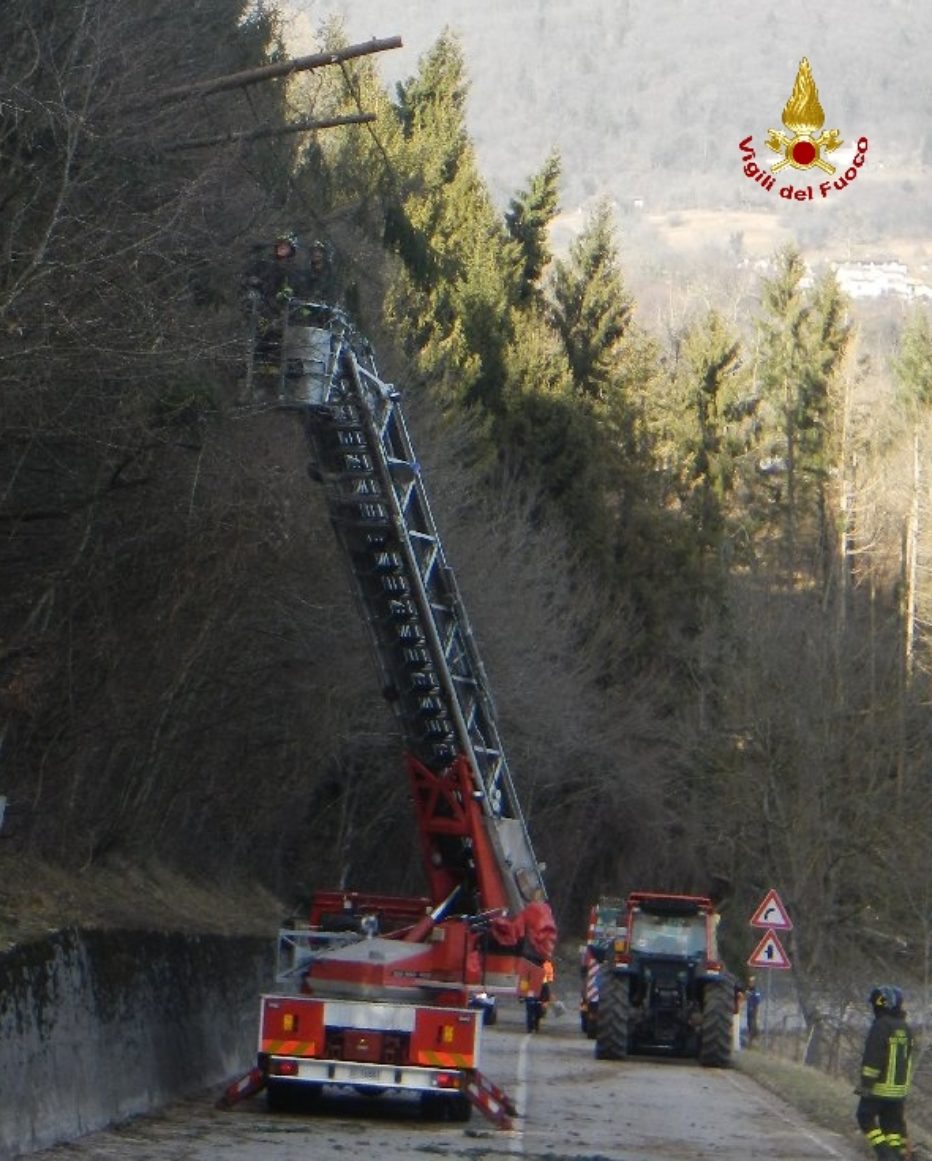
223;296;555;1126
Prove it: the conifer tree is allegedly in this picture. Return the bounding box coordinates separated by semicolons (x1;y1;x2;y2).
894;306;932;414
386;33;514;411
505;151;562;304
671;310;749;572
893;306;932;690
756;248;850;578
549;199;633;401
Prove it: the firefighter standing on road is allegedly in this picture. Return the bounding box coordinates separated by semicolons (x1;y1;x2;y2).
856;985;914;1160
541;958;554;1014
526;959;554;1033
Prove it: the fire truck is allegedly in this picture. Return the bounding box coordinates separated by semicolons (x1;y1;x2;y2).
223;295;556;1127
578;896;626;1038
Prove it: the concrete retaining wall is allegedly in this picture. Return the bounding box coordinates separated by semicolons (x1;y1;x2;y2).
0;929;272;1158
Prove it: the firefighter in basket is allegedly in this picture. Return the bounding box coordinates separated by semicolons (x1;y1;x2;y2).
243;234;335;366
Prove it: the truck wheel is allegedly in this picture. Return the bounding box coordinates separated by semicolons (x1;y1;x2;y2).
699;983;733;1068
266;1079;322;1113
266;1080;296;1112
421;1091;472;1122
594;970;629;1061
448;1093;472;1122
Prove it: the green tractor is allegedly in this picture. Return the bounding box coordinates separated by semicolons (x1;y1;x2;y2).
594;892;737;1068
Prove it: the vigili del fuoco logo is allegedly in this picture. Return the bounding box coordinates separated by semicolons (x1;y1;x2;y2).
738;57;868;202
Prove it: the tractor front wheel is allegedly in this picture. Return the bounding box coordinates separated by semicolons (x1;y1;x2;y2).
699;983;733;1068
595;970;630;1060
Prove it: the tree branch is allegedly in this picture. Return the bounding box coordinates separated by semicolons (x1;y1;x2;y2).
130;36;403;110
164;113;377;152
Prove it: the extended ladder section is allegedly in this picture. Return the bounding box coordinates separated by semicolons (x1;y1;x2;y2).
255;301;546;917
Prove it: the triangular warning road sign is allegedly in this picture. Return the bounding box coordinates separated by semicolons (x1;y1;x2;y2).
750;888;793;930
748;928;791;970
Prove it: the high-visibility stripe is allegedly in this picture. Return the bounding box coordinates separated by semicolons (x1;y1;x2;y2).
261;1039;317;1056
416;1050;474;1069
586;962;600;1002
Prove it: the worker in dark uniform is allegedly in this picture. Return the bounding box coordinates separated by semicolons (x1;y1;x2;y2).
856;985;914;1159
306;239;337;302
243;233;313;309
745;975;762;1044
244;233;332;368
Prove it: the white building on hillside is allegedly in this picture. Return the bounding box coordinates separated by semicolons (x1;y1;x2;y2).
832;261;932;301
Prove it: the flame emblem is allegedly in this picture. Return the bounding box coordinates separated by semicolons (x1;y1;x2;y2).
766;58;843;174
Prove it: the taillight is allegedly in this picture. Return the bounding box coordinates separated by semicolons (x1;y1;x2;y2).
270;1060;299;1076
434;1071;460;1089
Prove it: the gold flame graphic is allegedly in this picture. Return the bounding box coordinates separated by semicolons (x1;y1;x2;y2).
781;58;825;133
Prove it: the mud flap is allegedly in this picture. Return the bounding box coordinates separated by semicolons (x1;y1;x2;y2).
463;1070;518;1129
217;1067;265;1108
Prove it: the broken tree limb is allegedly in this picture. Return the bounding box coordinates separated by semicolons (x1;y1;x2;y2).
164;113;377;152
137;37;402;109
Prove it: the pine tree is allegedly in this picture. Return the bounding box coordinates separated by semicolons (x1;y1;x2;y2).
672;310;749;569
549;199;633;401
505;151;562;304
893;306;932;692
894;306;932;414
385;33;514;412
755;248;850;578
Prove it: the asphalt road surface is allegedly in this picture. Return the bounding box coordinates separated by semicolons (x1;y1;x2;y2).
22;1003;864;1161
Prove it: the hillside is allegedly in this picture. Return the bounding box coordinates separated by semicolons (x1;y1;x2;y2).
292;0;932;280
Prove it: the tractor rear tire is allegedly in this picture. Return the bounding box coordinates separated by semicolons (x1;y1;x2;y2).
594;970;630;1061
699;983;733;1068
585;1004;598;1040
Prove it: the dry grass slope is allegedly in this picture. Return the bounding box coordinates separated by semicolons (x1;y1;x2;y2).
738;1048;932;1160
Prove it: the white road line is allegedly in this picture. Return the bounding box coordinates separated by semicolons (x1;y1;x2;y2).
723;1070;851;1159
506;1031;532;1154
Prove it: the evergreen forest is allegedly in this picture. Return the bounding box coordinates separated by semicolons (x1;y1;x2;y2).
4;0;932;1070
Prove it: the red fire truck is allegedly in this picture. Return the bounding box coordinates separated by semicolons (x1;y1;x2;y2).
223;297;556;1127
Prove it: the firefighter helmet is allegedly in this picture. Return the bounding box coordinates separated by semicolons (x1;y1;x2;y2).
869;985;903;1012
275;233;298;259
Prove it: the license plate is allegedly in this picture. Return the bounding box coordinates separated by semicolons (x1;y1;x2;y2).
355;1066;379;1080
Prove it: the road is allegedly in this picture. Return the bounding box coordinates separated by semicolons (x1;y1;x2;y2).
23;1003;863;1161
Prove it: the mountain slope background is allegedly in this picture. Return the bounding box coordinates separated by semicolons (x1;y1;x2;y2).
290;0;932;283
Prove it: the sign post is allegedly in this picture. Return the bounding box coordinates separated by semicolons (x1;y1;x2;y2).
747;889;793;1049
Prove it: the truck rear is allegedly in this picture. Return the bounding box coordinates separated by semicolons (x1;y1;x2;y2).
259;992;480;1119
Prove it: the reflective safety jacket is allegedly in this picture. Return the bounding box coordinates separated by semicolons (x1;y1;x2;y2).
860;1011;914;1100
